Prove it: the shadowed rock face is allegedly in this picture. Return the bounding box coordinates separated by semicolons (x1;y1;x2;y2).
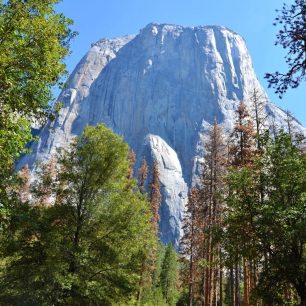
18;23;305;247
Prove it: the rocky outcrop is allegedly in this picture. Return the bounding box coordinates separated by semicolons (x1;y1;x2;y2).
18;23;305;247
141;134;188;247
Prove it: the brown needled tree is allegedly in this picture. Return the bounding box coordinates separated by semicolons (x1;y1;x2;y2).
150;160;162;235
127;149;136;179
227;101;256;306
180;187;202;306
201;119;227;306
229;101;256;168
249;88;267;150
181;119;227;306
136;160;162;304
138;158;148;194
18;165;30;203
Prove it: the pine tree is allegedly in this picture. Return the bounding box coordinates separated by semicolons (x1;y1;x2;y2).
201;119;227;306
180;187;202;306
138;158;148;194
229;101;255;168
249;88;267;150
265;0;306;97
181;120;227;306
127;149;136;179
150;160;162;235
224;131;306;305
160;244;179;306
136;159;162;304
227;102;256;306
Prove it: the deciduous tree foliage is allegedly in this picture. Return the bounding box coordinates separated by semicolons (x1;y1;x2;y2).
0;124;156;305
0;0;75;177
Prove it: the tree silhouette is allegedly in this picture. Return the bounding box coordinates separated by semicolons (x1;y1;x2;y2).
265;0;306;97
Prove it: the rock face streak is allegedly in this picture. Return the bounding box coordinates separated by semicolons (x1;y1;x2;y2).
19;23;305;247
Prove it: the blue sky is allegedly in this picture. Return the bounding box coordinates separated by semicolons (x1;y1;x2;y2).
56;0;305;125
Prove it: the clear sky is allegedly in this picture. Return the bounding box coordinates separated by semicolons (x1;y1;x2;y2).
56;0;305;125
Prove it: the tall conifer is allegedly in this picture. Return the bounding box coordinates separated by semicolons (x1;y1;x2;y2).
150;161;162;234
138;158;148;194
227;101;256;306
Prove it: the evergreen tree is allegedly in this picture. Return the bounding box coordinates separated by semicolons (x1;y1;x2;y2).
127;149;136;179
265;0;306;97
229;101;255;168
160;244;179;306
224;131;306;305
136;159;162;305
140;243;167;306
201;119;227;306
249;88;267;150
181;120;227;306
180;187;202;306
138;158;148;194
227;102;256;306
150;161;162;235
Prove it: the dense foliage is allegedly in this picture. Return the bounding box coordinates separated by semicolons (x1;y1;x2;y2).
225;131;306;305
0;125;157;305
0;0;75;178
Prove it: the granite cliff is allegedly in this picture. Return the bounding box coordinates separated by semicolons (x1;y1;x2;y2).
19;23;305;247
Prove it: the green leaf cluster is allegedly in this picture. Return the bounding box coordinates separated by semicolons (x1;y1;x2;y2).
224;131;306;304
0;124;157;305
0;0;75;177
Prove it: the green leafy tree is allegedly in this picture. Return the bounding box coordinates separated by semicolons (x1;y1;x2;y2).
0;0;75;178
0;124;156;305
255;132;305;305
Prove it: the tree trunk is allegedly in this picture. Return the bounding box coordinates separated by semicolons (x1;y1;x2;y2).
295;280;306;306
243;259;250;306
230;267;234;306
219;259;223;306
189;254;194;306
235;263;241;306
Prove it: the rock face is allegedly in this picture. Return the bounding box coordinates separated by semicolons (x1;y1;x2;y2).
141;134;188;245
18;23;305;247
